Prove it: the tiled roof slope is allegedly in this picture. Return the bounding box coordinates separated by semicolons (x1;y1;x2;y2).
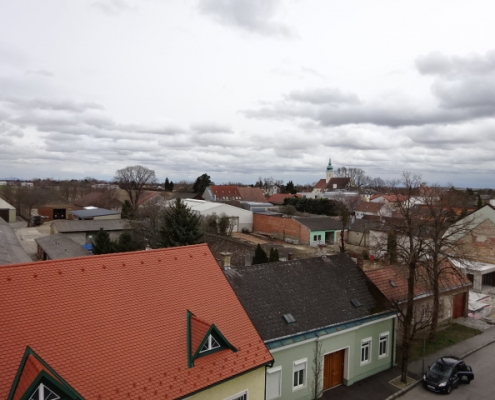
355;201;383;213
237;187;266;202
365;263;471;303
0;245;272;399
266;193;301;205
225;253;377;341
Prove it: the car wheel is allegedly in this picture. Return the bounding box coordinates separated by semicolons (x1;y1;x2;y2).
445;384;452;394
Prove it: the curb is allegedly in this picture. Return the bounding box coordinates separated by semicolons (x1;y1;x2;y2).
384;335;495;400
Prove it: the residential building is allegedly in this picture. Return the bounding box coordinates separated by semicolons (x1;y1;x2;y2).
0;245;273;399
225;254;397;400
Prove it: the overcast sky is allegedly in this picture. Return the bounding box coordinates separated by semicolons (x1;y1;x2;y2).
1;0;495;187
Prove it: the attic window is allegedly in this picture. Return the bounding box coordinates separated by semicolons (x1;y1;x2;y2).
282;313;296;324
200;334;221;353
350;299;362;308
389;280;397;288
29;384;60;400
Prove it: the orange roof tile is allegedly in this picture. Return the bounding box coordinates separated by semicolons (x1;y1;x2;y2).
267;193;301;204
0;245;272;399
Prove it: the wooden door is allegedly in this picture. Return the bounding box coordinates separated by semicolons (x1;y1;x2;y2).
452;292;466;319
323;349;345;390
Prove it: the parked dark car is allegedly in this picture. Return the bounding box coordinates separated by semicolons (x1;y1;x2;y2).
423;356;474;394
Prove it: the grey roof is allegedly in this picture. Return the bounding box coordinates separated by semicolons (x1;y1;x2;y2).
53;219;129;233
0;218;32;265
224;253;377;341
293;216;343;231
69;208;120;219
0;198;15;210
35;233;94;260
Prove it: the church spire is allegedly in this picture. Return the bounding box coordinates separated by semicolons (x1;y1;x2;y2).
326;158;334;183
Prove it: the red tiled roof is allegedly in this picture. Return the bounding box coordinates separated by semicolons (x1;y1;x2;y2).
313;179;327;190
11;353;59;400
237;187;266;202
210;185;241;200
266;193;301;204
365;263;471;303
0;245;272;399
355;201;383;213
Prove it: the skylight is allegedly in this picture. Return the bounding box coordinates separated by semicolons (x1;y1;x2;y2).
282;313;296;324
350;299;362;308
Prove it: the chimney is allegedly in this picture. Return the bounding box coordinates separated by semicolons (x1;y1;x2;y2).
288;253;294;261
219;252;232;270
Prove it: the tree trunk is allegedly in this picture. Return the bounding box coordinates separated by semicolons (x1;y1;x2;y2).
428;276;440;341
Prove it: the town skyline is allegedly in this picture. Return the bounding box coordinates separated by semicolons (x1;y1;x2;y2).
1;1;495;188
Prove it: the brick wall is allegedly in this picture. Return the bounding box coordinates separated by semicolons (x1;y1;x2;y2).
460;219;495;263
253;214;310;244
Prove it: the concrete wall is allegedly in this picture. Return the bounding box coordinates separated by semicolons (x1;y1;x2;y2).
268;316;396;400
459;219;495;263
253;214;310;244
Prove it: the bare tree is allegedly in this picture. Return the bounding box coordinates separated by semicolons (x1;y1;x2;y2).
115;165;157;210
375;172;429;383
333;193;361;253
419;186;473;340
335;166;368;187
127;196;165;249
310;341;323;400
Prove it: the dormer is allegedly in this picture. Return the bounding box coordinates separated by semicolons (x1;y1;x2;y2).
187;310;237;367
8;347;82;400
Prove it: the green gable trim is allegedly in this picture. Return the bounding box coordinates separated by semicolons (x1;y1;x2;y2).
19;371;80;400
8;346;84;400
187;311;237;368
265;311;396;350
187;310;194;368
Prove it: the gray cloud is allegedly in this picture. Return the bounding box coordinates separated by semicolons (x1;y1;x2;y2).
416;50;495;78
5;97;104;113
198;0;294;37
191;122;233;134
25;69;54;78
92;0;136;15
286;87;361;106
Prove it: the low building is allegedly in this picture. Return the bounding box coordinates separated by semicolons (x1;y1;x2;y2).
35;233;94;260
51;219;129;245
69;207;121;220
0;198;16;223
0;217;31;265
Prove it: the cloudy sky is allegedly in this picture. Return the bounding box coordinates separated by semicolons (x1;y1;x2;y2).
1;0;495;187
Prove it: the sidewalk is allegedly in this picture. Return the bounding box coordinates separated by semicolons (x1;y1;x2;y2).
321;324;495;400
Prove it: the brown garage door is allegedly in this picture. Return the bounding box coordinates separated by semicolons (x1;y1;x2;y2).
452;292;466;319
323;349;345;390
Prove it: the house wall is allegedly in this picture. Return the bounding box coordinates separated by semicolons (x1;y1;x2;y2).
309;230;337;247
253;214;310;244
459;219;495;263
348;230;369;247
187;366;266;400
267;316;395;400
93;214;121;220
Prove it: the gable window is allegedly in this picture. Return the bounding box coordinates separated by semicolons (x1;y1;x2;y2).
224;390;247;400
200;334;221;353
293;359;307;390
29;383;60;400
266;367;282;399
378;332;389;358
360;338;371;365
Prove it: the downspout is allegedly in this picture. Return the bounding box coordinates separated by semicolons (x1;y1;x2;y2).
391;316;396;369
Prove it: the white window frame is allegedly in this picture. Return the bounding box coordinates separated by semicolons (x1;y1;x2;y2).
200;334;221;353
292;358;307;391
378;332;389;359
360;337;372;365
224;389;248;400
266;366;282;400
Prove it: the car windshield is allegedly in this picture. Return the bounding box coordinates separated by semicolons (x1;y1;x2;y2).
430;360;454;378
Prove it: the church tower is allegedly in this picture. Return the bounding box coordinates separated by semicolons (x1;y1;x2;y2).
325;158;334;183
